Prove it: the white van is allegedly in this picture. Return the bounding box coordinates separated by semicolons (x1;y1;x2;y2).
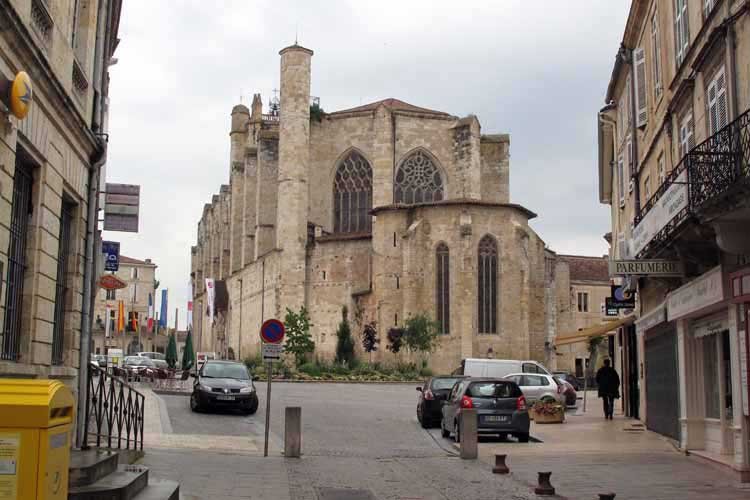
457;358;551;378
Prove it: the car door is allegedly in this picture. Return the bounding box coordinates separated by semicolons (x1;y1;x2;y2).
444;382;462;430
520;375;542;402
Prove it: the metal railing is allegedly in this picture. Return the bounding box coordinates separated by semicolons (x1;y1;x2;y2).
687;107;750;210
83;364;145;451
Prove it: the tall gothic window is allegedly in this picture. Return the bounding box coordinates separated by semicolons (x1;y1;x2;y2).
394;150;444;204
436;243;450;334
478;235;498;334
333;151;372;233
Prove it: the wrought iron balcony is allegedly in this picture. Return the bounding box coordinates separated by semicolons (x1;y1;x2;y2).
687;107;750;216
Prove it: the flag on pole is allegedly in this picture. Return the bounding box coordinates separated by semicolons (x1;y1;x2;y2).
117;300;125;333
147;293;154;332
131;312;138;332
105;305;111;338
159;289;168;328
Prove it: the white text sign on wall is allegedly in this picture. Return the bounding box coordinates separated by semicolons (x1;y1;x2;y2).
667;266;725;321
631;170;688;256
609;260;684;277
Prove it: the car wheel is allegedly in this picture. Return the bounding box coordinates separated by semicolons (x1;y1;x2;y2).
190;393;201;413
516;432;530;443
243;395;259;415
454;421;461;443
440;420;450;438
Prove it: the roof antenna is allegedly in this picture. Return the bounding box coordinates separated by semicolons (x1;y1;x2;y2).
295;24;298;45
239;87;243;104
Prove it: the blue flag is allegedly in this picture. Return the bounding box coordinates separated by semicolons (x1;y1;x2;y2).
159;289;168;328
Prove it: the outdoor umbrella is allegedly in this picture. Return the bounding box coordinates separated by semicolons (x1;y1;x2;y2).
181;329;195;371
165;333;178;369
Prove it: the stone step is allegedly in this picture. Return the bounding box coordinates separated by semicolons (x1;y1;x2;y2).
68;464;149;500
69;449;119;488
133;480;180;500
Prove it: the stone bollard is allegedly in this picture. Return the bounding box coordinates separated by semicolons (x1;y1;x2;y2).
459;409;478;459
284;406;301;457
492;454;509;474
534;471;555;495
598;494;616;500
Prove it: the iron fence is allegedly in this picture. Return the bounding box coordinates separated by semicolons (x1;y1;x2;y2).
687;107;750;210
83;364;145;451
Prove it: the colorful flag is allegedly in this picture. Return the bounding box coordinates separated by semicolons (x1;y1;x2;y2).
131;312;138;332
105;305;111;338
147;293;154;332
117;300;125;333
159;289;168;328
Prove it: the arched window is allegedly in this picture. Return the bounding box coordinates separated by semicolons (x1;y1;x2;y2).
478;235;498;334
436;243;450;334
394;150;444;204
333;151;372;233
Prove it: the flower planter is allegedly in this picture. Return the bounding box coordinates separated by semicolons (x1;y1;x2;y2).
530;404;565;424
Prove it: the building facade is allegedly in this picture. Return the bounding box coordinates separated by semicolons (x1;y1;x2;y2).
0;0;121;402
91;255;164;356
190;44;584;374
597;0;750;479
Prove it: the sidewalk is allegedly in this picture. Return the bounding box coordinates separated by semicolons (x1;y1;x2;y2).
477;392;750;499
140;385;266;454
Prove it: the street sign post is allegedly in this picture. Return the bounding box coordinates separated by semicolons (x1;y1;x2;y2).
260;319;285;457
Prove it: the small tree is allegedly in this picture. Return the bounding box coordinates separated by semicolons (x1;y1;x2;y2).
386;327;404;353
335;306;356;365
361;322;379;362
403;313;441;354
284;306;315;366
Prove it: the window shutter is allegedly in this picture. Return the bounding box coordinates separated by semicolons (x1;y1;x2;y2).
634;47;648;127
707;75;719;135
716;67;728;131
674;0;689;65
627;139;634;190
687;114;695;149
704;0;715;18
618;156;625;203
626;75;632;127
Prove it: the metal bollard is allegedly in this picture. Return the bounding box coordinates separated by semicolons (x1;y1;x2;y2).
599;494;616;500
492;453;509;474
459;408;478;459
284;406;301;457
534;471;555;496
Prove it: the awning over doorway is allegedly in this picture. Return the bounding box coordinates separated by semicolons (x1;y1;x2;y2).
554;316;634;347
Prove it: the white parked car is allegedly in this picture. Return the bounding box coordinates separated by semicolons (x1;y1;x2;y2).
457;358;551;378
503;372;565;405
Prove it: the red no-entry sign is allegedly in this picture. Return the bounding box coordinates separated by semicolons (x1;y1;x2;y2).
260;319;285;344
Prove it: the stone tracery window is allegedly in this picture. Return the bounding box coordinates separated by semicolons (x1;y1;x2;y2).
478;235;498;334
436;243;450;334
333;151;372;233
394;150;444;204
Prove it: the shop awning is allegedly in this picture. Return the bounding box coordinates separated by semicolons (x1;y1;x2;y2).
554;316;634;347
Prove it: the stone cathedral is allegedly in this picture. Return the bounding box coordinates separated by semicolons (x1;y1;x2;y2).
191;44;568;373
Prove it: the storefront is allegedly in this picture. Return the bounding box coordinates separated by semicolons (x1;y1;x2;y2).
667;265;748;477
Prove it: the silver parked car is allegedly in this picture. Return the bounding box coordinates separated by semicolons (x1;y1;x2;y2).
504;373;564;404
440;377;530;443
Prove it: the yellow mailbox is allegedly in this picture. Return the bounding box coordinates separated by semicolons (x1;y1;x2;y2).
0;379;74;500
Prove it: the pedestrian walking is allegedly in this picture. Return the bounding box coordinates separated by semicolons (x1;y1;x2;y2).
595;358;620;420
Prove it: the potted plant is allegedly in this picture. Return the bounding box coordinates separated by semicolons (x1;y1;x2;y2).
530;400;565;424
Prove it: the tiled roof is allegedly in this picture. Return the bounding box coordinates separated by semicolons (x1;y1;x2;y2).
558;255;610;283
329;98;450;116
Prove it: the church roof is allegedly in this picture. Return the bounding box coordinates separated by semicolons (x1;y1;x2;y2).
558;255;609;283
329;98;451;117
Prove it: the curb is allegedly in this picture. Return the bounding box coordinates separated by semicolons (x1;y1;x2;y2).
153;379;423;396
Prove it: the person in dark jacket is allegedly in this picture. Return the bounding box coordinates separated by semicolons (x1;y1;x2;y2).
595;359;620;420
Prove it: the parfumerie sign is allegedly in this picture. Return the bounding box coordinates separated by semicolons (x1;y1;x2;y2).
631;169;688;256
609;259;684;277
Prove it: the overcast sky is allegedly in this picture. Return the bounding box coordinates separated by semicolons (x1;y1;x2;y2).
103;0;630;328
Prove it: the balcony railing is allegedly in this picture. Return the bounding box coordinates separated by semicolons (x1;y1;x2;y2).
688;107;750;211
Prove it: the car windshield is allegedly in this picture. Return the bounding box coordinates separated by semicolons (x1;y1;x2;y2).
125;357;153;366
466;381;520;398
431;377;461;391
201;363;249;380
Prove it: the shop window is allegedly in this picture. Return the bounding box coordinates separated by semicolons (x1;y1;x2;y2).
703;336;720;418
721;330;732;418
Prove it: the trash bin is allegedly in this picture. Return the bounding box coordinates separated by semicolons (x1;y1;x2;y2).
0;379;75;500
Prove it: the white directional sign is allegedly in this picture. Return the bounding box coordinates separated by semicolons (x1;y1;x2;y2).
261;343;283;363
609;259;684;277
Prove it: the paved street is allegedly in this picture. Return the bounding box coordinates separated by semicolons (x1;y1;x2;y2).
138;382;750;499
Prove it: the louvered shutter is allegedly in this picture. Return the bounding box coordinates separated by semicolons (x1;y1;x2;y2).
704;0;715;18
674;0;689;65
716;67;728;131
708;77;718;135
634;47;648;127
627;139;634;191
626;75;632;127
618;156;625;203
687;114;695;149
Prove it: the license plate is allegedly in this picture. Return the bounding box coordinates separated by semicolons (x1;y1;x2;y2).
484;415;507;422
216;395;235;401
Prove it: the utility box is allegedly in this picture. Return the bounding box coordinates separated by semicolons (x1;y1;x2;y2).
0;379;75;500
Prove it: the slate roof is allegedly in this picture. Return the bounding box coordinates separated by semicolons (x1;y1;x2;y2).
558;254;610;283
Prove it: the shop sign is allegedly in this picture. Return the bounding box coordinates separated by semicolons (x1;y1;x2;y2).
631;169;688;256
667;266;725;321
103;184;140;233
691;313;727;338
607;284;636;310
635;302;666;334
609;259;684;277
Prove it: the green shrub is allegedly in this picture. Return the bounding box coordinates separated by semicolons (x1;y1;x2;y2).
335;306;356;365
